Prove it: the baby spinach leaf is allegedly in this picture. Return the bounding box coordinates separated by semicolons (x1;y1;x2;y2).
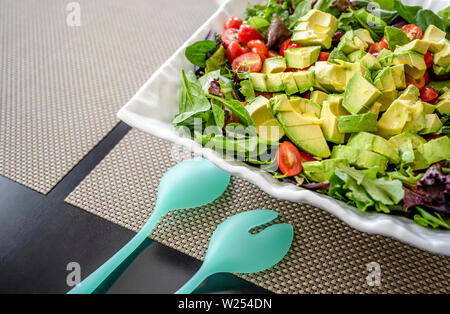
185;40;217;68
211;101;225;130
416;10;448;37
206;94;254;127
384;26;411;50
288;0;315;28
246;16;271;35
173;70;211;124
438;7;450;21
393;0;421;24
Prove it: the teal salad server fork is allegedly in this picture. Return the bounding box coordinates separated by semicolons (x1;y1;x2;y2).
175;210;294;294
68;158;231;294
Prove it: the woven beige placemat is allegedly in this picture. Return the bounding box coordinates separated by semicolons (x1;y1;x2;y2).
0;0;217;194
66;129;450;294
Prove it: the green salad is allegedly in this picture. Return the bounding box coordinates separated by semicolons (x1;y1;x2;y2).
173;0;450;230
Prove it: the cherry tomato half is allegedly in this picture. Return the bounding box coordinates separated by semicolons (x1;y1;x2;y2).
380;36;389;49
424;70;430;85
268;50;280;58
402;24;423;40
238;24;262;44
280;39;302;57
224;16;243;30
226;41;249;63
318;52;330;61
368;40;389;57
231;52;262;73
247;39;268;63
405;74;426;90
424;51;433;69
277;142;303;177
303;91;311;99
424;134;443;141
221;28;239;48
300;151;316;162
420;86;439;103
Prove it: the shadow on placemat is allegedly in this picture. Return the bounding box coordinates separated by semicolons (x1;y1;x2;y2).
66;129;450;294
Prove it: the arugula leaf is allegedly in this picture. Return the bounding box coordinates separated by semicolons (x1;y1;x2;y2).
393;0;421;24
387;166;423;186
384;26;411;50
185;40;217;68
173;70;211;125
206;94;254;127
205;46;228;74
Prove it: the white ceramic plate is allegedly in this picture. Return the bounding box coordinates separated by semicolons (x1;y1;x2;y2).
118;0;450;256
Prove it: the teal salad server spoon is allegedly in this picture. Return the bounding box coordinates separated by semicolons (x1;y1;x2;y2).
68;158;231;294
175;210;294;294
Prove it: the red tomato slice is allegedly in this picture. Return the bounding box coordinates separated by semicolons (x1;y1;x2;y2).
226;41;249;63
277;142;303;177
405;74;426;90
368;40;389;57
402;24;423;40
224;16;242;30
238;24;262;44
303;91;311;99
231;52;262;73
268;50;280;58
318;52;330;61
424;51;433;69
380;36;389;49
221;28;239;48
280;39;302;57
247;39;268;63
420;86;438;102
300;151;315;162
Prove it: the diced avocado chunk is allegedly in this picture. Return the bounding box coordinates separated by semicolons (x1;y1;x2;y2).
416;136;450;165
423;25;446;52
249;73;268;92
373;67;396;91
246;96;285;141
348;132;400;164
348;50;367;62
436;91;450;114
392;50;427;79
388;132;426;149
320;100;348;144
359;53;381;71
337;30;366;55
363;102;382;118
281;72;298;95
293;71;314;94
310;90;328;105
422;101;436;114
284;46;320;69
433;63;450;76
302;159;348;182
343;73;382;114
377;85;421;138
356;151;388;174
290;97;322;117
402;101;426;133
396;39;430;54
292;9;338;49
434;40;450;69
328;48;349;63
262;57;287;74
377;89;398;111
377;49;394;66
331;145;359;164
337;112;378;133
314;61;366;93
266;73;284;92
354;28;374;45
391;64;406;89
271;94;331;158
420;114;443;135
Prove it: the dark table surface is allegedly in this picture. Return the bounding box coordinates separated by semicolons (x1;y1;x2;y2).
0;121;269;294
